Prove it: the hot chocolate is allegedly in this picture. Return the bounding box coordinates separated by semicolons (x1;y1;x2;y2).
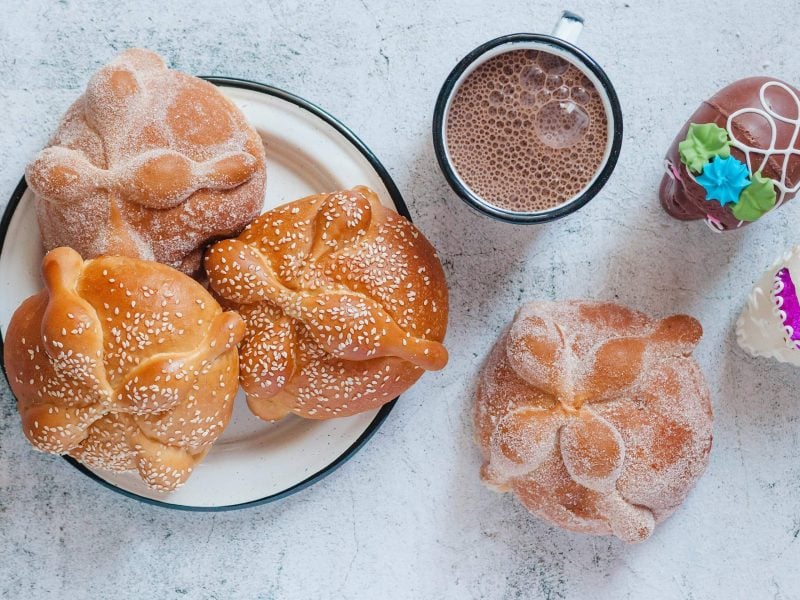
445;49;609;213
660;77;800;231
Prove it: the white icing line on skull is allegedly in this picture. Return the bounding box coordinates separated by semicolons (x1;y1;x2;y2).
727;80;800;208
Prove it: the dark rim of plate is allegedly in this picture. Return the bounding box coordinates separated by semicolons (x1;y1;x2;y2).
432;33;623;224
0;77;409;512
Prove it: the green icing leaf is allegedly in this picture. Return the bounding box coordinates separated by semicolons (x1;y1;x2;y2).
731;172;777;222
678;123;731;173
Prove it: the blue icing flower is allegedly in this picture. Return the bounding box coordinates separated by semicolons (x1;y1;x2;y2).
695;155;750;206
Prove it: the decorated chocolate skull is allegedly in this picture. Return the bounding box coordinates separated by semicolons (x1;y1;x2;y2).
660;77;800;231
737;246;800;367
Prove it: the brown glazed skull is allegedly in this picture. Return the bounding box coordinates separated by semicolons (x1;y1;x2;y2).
660;76;800;231
475;301;713;542
25;49;266;276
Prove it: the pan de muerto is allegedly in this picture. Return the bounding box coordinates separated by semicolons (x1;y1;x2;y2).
475;301;712;542
25;48;266;276
205;186;449;420
3;247;245;491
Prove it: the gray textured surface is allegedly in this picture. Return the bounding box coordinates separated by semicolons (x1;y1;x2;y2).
2;1;800;598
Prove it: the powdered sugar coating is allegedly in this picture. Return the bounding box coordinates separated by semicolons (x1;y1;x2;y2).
205;186;449;420
475;301;713;543
3;247;245;492
25;48;266;276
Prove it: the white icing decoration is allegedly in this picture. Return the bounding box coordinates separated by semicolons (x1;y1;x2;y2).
663;159;677;180
772;290;797;352
704;215;724;233
771;273;800;349
727;81;800;208
737;245;800;366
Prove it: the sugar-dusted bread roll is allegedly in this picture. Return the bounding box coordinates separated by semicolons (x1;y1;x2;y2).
3;247;245;491
737;245;800;366
26;48;266;276
475;301;712;542
205;186;449;420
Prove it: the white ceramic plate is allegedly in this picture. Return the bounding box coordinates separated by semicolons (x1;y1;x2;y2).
0;78;409;510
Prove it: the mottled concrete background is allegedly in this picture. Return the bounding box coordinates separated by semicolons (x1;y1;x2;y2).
2;1;800;598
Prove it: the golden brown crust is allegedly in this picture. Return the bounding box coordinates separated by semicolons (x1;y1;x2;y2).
475;300;712;543
205;186;449;420
3;247;245;491
25;48;266;276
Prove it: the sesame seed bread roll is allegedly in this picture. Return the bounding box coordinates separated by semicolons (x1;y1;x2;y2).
25;48;266;277
205;186;449;420
3;247;245;492
475;301;713;543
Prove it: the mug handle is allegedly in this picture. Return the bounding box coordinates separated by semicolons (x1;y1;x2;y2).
551;10;584;44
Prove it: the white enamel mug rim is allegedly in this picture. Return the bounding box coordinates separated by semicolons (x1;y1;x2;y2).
432;16;623;224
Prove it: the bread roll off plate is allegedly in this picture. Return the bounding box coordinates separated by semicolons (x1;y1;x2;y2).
0;50;448;509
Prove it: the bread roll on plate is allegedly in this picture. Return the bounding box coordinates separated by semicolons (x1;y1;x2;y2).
25;48;266;276
3;247;245;491
205;186;449;420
